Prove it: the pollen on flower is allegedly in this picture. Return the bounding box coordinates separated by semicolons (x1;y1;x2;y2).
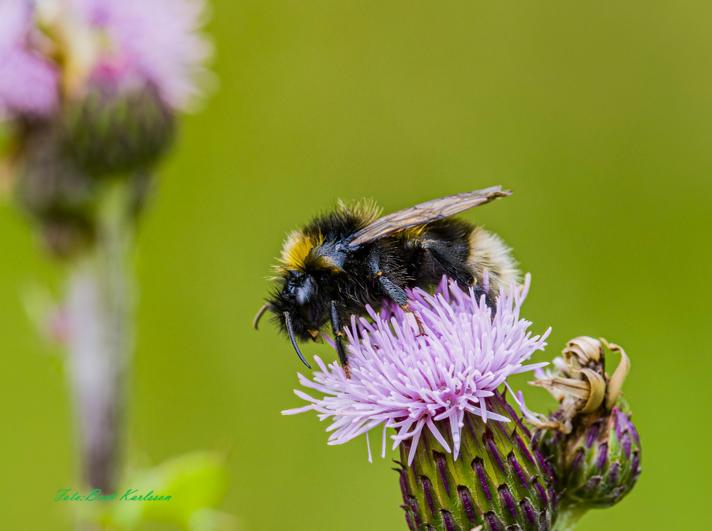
283;274;551;464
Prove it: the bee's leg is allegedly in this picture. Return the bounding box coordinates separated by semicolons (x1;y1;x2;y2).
329;301;351;377
367;252;426;335
400;302;427;336
382;281;426;336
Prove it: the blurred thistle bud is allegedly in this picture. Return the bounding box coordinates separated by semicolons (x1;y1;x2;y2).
531;337;641;515
285;276;559;530
60;78;175;177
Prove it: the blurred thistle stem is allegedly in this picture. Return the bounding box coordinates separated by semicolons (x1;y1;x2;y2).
65;180;135;495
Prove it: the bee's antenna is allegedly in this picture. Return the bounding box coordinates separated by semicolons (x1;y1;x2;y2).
283;312;312;369
253;303;270;330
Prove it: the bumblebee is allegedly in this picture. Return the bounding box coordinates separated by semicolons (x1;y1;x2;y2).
254;186;519;372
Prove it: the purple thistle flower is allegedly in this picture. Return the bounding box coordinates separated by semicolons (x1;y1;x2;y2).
283;274;551;465
0;0;59;119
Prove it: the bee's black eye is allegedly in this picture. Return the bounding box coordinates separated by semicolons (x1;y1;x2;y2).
283;271;315;305
296;276;315;305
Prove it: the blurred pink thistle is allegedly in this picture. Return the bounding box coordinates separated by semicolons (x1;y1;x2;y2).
70;0;212;109
0;0;211;120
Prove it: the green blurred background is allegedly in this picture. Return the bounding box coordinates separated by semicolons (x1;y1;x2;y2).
1;1;711;529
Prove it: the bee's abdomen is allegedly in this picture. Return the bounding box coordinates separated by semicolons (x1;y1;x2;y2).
412;219;474;287
404;220;519;297
466;226;520;294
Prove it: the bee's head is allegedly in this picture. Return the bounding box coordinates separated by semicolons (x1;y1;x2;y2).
257;223;350;368
254;269;329;369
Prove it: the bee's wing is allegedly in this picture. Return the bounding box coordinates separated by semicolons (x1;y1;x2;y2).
348;185;511;247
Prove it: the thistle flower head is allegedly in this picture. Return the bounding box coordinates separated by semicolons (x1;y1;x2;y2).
0;0;59;118
7;0;212;250
284;274;551;465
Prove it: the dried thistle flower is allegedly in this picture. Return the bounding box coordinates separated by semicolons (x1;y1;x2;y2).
531;337;642;522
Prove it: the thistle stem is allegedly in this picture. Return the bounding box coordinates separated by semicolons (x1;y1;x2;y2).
65;182;134;494
552;502;587;531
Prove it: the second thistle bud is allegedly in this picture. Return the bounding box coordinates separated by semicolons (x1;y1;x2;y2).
555;403;641;508
532;337;642;516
